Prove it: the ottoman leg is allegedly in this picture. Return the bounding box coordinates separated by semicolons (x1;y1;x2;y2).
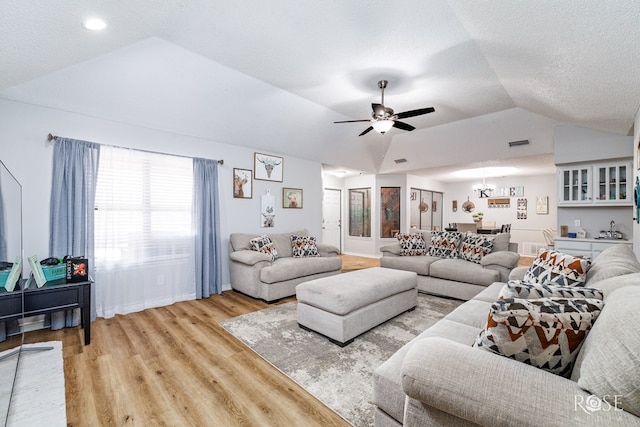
298;323;354;347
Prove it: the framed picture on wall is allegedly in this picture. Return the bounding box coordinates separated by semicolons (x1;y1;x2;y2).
282;187;303;208
536;196;549;214
254;152;284;182
233;168;252;199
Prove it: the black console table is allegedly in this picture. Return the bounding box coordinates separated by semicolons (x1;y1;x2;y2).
0;280;92;345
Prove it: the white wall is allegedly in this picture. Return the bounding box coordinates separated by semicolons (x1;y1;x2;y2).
0;98;324;290
443;174;557;254
555;125;633;164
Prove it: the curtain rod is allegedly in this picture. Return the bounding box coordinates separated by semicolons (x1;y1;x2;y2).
47;133;224;165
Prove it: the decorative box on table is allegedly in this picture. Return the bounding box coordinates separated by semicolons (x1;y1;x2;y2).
66;257;89;283
42;264;67;282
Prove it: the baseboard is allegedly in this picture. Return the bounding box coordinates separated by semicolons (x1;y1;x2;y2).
340;251;381;259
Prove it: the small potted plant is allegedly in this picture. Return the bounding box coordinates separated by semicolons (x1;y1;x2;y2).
472;212;484;223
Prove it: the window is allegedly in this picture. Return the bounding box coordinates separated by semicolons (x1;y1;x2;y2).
94;146;194;268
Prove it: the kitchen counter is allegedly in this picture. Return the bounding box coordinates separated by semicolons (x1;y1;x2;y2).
554;236;631;259
554;236;630;243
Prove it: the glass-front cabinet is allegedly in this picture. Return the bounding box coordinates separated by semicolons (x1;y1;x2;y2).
595;162;631;204
558;166;591;204
558;160;632;206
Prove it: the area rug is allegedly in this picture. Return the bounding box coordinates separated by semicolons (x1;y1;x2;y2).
2;341;66;427
219;294;462;426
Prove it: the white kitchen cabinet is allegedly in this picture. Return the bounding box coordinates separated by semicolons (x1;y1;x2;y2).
594;161;632;205
554;237;632;260
557;160;632;206
558;166;591;205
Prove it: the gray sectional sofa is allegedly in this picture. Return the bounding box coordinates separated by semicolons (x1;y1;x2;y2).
228;229;342;302
379;231;520;300
373;244;640;426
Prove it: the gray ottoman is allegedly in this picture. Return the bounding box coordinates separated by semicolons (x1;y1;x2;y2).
296;267;418;346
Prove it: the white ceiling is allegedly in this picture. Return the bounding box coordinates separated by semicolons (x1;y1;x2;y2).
1;1;639;180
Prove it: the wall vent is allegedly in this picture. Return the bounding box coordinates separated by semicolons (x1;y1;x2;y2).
394;158;407;164
508;139;530;147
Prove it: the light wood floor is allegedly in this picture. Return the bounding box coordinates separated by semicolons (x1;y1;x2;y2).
9;253;532;426
18;291;347;427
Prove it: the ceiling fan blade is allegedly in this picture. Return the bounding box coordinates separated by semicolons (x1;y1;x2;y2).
372;103;386;117
359;126;374;136
395;107;435;119
392;121;416;132
334;119;372;123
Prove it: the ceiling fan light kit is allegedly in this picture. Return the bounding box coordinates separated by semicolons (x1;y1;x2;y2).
372;119;394;134
334;80;435;136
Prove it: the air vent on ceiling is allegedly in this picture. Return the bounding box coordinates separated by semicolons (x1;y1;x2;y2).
394;158;407;164
508;139;530;147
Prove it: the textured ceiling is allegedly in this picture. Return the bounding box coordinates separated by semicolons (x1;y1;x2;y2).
1;1;639;179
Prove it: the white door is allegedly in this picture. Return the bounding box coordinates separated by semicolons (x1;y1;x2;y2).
322;188;341;251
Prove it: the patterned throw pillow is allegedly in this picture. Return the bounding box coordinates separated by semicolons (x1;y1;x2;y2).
523;249;591;287
427;231;461;259
290;235;320;258
396;232;427;256
474;297;603;377
249;235;279;261
499;281;604;300
458;232;495;264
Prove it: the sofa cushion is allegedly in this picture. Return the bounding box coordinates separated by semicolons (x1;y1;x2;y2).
583;271;640;298
586;244;640;284
230;232;259;252
571;286;640;417
290;234;320;258
458;233;495;264
373;319;480;425
524;249;591;287
499;281;604;300
492;233;511;252
269;229;309;258
474;297;603;377
259;256;341;284
379;255;441;276
428;231;461;259
249;235;279;261
430;258;500;286
397;232;428;256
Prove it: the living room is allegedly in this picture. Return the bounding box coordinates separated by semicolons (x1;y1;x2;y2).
1;1;640;426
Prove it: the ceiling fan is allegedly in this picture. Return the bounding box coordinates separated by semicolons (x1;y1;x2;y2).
334;80;435;136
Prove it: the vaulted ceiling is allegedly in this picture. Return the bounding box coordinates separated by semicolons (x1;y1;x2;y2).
2;1;639;180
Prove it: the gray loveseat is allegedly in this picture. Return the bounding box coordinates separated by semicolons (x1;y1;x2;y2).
379;231;520;300
228;229;342;302
373;244;640;426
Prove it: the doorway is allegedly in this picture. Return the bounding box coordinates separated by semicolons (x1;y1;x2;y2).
322;188;341;251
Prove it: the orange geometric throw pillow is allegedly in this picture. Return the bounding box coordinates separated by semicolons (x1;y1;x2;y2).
474;297;603;377
524;249;591;287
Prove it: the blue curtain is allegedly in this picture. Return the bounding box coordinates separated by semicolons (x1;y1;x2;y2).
193;158;222;298
49;138;100;328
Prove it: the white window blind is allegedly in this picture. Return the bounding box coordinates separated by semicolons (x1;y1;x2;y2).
94;145;196;318
94;146;193;267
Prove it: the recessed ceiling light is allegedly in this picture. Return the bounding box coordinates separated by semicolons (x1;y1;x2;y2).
82;18;108;31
